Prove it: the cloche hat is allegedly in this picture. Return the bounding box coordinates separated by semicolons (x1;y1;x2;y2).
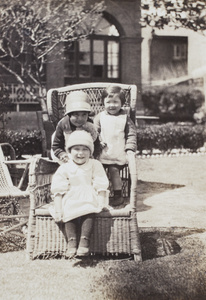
65;91;91;115
66;130;94;154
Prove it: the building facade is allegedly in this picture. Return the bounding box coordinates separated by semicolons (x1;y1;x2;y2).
141;25;206;88
2;0;143;130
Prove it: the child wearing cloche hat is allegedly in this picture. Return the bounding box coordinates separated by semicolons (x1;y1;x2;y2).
49;130;111;258
51;91;99;164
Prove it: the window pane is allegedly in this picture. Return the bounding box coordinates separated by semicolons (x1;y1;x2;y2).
93;40;104;78
79;40;90;78
107;41;119;78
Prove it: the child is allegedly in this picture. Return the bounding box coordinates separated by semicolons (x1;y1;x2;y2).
51;91;98;163
49;130;110;258
94;85;137;206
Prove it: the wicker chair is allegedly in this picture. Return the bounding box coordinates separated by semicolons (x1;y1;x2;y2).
26;82;142;261
0;143;29;216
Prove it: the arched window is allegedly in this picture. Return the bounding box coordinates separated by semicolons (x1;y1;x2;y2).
64;17;120;84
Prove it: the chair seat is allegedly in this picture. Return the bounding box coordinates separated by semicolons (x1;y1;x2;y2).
35;204;131;217
0;185;29;198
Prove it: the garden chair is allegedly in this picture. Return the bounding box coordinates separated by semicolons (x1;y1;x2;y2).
26;82;142;261
0;143;30;234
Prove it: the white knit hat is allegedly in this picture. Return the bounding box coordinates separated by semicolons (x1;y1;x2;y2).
65;91;91;115
66;130;94;154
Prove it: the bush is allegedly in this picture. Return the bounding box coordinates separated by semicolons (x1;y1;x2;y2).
0;130;42;158
1;125;205;158
137;123;205;153
142;86;204;122
0;85;12;129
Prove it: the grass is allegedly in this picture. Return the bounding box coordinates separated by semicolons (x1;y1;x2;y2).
1;154;206;300
1;229;206;300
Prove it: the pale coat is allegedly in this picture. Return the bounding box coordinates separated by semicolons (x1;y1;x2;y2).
49;158;109;222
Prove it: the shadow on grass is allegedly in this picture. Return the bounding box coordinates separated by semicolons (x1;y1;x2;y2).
71;228;206;267
137;180;184;212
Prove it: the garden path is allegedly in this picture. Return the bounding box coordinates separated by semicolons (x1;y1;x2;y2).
136;154;206;229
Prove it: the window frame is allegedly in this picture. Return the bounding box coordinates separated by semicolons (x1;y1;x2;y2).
64;35;120;84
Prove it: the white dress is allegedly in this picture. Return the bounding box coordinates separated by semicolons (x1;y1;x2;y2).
49;158;109;222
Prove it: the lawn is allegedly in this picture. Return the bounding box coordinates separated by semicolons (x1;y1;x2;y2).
1;154;206;300
1;230;206;300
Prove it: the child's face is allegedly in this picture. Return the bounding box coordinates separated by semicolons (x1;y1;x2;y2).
70;111;89;127
104;94;122;115
70;145;90;165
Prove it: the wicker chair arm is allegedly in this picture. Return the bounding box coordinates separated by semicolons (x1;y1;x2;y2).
0;143;16;160
29;183;52;211
127;153;138;212
28;157;58;189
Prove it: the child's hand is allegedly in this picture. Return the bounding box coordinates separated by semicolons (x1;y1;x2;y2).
100;141;107;149
54;212;62;223
101;205;113;211
59;152;69;163
126;150;135;156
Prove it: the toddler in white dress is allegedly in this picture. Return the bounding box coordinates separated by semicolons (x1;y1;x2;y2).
49;130;110;258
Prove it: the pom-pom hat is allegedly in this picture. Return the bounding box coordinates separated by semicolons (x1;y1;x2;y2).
65;91;91;115
66;130;94;154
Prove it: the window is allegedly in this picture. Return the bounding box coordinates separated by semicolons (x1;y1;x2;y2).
64;17;120;84
173;44;187;60
150;35;188;81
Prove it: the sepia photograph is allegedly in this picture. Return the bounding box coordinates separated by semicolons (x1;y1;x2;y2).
0;0;206;299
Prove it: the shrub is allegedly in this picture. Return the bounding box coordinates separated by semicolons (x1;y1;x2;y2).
1;125;205;158
0;130;42;158
137;123;205;153
0;85;12;129
142;86;204;122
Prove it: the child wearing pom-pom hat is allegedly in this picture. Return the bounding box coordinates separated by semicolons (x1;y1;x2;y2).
49;130;111;258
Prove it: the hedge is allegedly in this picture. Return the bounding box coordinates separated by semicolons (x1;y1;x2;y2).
137;123;205;153
0;130;42;158
142;87;204;122
0;124;205;158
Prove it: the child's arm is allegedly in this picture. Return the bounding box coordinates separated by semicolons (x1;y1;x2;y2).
97;190;108;209
93;113;107;149
92;160;113;210
51;164;70;222
125;116;137;153
54;193;63;223
52;120;69;162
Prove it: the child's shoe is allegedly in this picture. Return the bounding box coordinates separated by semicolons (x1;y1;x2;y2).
76;236;90;257
65;238;77;259
76;247;90;257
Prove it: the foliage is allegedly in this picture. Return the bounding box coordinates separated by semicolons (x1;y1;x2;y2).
142;86;204;122
0;0;104;109
0;129;42;158
1;123;205;158
137;123;205;153
0;85;12;129
141;0;206;33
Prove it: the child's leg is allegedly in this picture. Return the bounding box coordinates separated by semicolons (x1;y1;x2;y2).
77;213;94;257
109;165;122;191
65;219;78;258
109;166;123;206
